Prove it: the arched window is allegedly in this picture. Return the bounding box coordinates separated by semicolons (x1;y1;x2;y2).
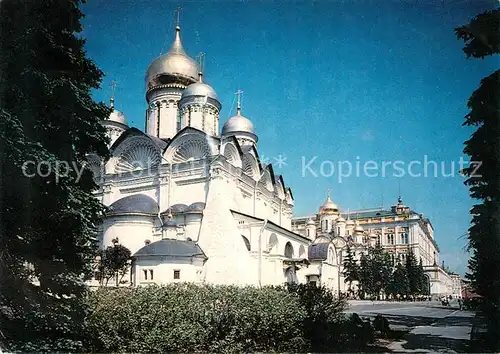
268;233;279;253
307;229;310;237
299;245;306;258
242;235;251;251
284;242;294;258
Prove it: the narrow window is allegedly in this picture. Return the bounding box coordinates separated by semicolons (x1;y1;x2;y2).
307;229;310;237
177;109;182;132
149;269;154;280
156;103;161;137
143;269;148;280
174;270;180;280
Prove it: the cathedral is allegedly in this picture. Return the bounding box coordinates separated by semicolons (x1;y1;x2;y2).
90;22;454;298
90;23;312;288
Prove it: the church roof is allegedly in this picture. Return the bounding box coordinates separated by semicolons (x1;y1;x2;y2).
186;202;206;213
108;194;159;215
133;239;207;259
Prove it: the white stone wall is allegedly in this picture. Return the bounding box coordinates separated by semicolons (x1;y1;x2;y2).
197;165;258;285
133;257;204;286
101;215;157;255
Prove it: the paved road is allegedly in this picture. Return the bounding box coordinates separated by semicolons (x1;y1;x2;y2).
346;300;474;353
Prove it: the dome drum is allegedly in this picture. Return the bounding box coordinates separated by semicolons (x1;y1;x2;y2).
147;73;196;94
179;95;222;112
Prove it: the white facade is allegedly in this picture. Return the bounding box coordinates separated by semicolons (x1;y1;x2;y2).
89;25;329;289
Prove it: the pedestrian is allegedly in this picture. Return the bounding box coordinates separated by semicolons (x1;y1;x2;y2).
458;298;463;310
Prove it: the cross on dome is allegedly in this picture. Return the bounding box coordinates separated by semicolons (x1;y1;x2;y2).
195;52;205;82
175;7;182;27
110;80;117;108
235;89;244;115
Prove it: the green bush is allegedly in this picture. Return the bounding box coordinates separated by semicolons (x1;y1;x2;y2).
86;284;308;353
285;283;348;352
85;283;375;353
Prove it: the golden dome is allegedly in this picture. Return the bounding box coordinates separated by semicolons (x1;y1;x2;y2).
145;26;199;91
319;196;339;214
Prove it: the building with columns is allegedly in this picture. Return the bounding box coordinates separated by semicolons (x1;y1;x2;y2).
88;23;316;288
292;194;454;298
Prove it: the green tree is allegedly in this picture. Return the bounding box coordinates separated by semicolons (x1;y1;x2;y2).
0;0;110;351
405;250;419;296
98;241;132;286
369;245;393;297
358;253;372;298
388;262;409;298
415;259;428;295
455;8;500;351
342;245;359;294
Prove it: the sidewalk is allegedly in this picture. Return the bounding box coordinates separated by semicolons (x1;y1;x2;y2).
385;310;475;353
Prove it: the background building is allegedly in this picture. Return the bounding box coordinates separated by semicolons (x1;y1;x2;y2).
292;195;454;298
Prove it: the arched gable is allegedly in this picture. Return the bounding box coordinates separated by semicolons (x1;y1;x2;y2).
85;153;103;182
163;128;217;163
221;141;242;168
275;176;285;199
242;153;259;180
260;169;274;192
107;133;162;175
285;187;294;206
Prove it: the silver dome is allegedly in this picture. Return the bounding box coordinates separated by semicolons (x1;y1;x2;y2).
108;109;128;126
181;81;218;101
145;26;199;90
222;111;255;135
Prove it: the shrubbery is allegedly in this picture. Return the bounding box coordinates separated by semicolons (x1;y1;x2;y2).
85;283;375;353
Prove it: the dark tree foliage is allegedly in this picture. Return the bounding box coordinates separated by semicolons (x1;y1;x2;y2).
0;0;109;351
342;244;359;293
405;249;420;296
387;262;409;298
358;253;374;298
455;9;500;59
416;259;429;295
357;246;392;298
97;242;132;286
455;8;500;352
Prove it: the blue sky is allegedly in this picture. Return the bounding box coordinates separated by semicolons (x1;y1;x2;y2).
81;0;498;275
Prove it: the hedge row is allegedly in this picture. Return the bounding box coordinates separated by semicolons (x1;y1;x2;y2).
85;283;372;353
